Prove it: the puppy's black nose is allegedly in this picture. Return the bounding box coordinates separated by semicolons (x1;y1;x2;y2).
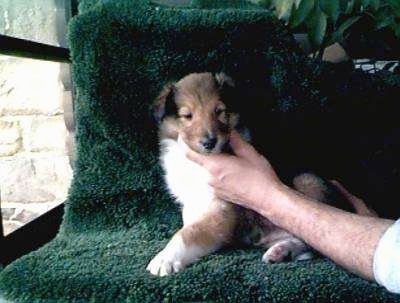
201;136;217;150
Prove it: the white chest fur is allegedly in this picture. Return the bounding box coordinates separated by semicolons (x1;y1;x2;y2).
160;137;215;226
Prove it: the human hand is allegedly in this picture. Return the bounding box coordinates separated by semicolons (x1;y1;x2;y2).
186;131;285;212
330;180;378;217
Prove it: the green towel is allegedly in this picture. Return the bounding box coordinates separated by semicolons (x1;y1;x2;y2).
1;1;400;302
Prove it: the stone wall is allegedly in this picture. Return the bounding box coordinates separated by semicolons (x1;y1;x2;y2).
0;0;69;47
0;0;72;235
0;56;73;235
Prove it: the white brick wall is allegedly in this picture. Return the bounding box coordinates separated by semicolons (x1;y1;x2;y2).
0;0;72;235
0;57;73;235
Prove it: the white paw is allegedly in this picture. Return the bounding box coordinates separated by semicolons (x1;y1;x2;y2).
262;242;290;264
262;239;313;264
146;249;184;276
294;251;314;261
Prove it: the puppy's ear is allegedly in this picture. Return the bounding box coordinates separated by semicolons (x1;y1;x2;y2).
214;72;235;89
214;72;238;110
152;84;177;123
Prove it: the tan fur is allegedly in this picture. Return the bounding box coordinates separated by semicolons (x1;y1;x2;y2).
293;173;329;202
155;73;241;258
159;117;179;140
148;73;336;276
156;72;235;154
180;200;237;248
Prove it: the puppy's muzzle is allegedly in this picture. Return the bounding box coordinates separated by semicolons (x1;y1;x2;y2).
200;135;217;151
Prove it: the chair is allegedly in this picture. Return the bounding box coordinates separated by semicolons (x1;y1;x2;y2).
1;1;400;301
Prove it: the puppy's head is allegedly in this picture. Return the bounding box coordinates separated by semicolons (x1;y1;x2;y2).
153;72;239;154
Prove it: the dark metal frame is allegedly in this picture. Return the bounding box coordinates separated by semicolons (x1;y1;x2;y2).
0;0;77;265
0;35;70;62
0;205;64;265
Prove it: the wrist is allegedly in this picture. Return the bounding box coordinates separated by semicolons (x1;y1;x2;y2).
251;179;291;216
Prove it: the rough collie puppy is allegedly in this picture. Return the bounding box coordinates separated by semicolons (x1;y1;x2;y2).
147;72;336;277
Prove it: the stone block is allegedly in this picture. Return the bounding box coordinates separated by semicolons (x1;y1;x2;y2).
3;221;22;236
0;0;62;46
12;209;39;225
0;207;16;221
63;91;75;132
0;57;64;116
0;156;72;204
0;6;7;34
0;120;22;156
66;133;76;168
1;201;60;227
26;115;68;152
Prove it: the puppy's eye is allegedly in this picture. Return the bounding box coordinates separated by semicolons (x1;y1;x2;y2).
180;113;193;120
215;107;225;116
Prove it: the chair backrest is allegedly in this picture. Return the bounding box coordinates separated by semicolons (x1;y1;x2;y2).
63;1;400;237
61;0;303;235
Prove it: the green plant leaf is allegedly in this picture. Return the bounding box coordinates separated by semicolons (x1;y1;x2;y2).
374;6;394;29
354;0;364;11
339;0;348;11
290;0;315;28
362;0;370;7
394;24;400;38
319;0;340;22
306;4;328;48
387;0;400;15
327;15;361;45
248;0;272;7
369;0;380;10
273;0;295;22
376;15;394;29
359;0;372;10
345;0;355;13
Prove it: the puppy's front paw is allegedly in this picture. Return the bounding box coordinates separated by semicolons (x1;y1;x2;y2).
146;249;184;276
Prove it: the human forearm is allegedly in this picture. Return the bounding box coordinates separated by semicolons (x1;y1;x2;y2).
254;184;394;279
187;132;395;280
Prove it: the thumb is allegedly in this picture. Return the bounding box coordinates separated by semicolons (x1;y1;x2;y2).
186;149;208;167
230;131;260;161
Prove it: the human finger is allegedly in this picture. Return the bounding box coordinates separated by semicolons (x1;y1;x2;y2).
186;149;207;167
230;131;260;162
330;180;378;217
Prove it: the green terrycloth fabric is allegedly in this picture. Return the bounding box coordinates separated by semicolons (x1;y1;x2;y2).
77;0;261;13
1;1;400;302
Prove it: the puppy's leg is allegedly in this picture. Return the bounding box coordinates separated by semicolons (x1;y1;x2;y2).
261;172;352;265
146;230;200;276
259;172;337;264
293;172;331;202
257;228;312;264
293;172;353;211
262;237;312;264
147;204;236;276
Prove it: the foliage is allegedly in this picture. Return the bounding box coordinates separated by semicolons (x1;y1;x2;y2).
252;0;400;56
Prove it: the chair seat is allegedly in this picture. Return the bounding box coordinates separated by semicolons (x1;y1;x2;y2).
1;230;397;302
